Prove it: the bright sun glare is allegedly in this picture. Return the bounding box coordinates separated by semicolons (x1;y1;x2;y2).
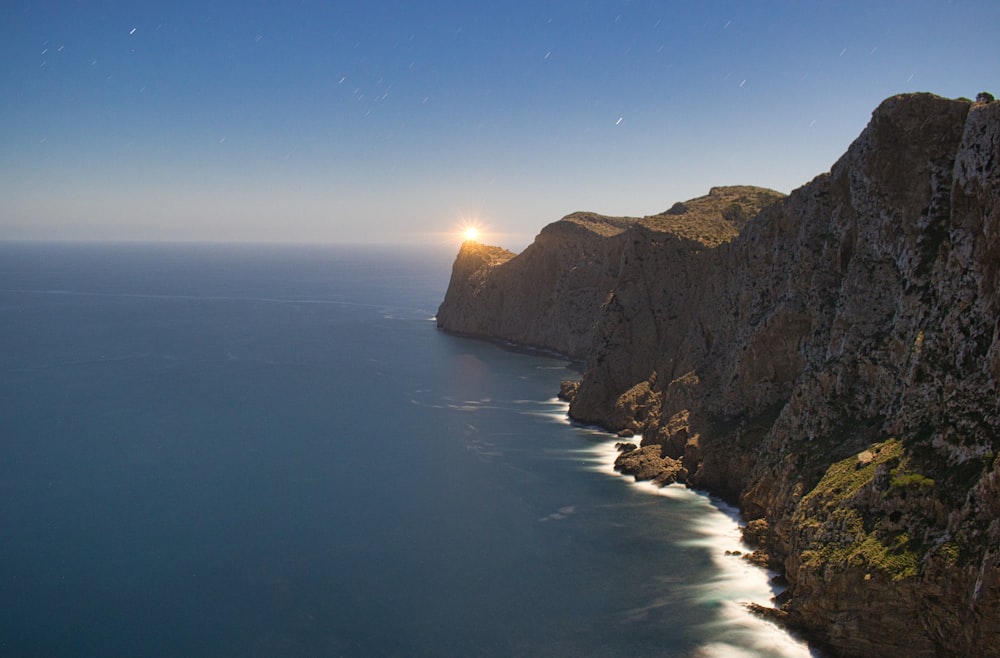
463;226;480;242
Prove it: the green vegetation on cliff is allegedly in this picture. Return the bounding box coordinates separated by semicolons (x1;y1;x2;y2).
798;439;924;580
642;185;786;246
439;93;1000;656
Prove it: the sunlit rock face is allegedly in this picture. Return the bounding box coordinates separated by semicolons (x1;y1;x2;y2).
438;93;1000;656
660;94;1000;657
436;186;783;360
436;240;516;337
437;217;631;358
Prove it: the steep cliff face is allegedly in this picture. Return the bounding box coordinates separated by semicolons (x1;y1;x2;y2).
437;186;783;360
437;93;1000;656
437;215;629;358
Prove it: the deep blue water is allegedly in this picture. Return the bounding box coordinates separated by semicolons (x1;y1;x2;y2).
0;242;814;657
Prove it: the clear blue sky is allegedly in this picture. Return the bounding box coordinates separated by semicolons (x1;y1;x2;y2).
2;1;997;248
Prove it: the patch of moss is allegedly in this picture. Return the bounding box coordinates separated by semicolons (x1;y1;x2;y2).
890;470;935;490
801;438;904;511
798;439;924;579
800;508;920;580
643;185;785;246
938;541;961;566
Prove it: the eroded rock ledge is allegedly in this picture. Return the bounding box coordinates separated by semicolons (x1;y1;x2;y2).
437;93;1000;657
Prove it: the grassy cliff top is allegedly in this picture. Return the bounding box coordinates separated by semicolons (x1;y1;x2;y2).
557;186;786;246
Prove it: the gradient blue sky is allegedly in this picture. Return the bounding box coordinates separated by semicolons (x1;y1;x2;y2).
2;1;998;248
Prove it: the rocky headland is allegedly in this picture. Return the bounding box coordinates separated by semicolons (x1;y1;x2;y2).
436;93;1000;657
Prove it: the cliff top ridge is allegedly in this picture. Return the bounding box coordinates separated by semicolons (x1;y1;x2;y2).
439;90;1000;655
644;184;786;243
556;185;785;248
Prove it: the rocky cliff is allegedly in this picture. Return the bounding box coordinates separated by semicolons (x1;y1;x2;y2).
436;93;1000;657
437;186;785;359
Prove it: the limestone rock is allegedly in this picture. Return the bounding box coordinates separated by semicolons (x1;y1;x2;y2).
436;186;783;360
435;240;516;337
436;217;632;358
614;444;684;486
437;93;1000;656
557;379;579;402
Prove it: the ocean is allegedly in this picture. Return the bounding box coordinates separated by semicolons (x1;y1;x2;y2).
0;242;816;657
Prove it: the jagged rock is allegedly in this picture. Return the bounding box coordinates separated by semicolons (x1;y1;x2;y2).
746;602;789;623
435;240;516;338
436;217;632;358
558;380;579;402
436;187;783;361
437;93;1000;657
742;518;769;546
614;444;684;485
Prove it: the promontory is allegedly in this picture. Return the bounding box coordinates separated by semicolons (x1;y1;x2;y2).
437;92;1000;657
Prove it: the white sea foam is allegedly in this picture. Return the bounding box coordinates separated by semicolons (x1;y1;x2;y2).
620;459;815;655
426;391;817;654
515;397;574;425
562;404;818;657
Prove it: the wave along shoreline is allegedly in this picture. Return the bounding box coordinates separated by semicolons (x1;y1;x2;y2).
534;396;818;658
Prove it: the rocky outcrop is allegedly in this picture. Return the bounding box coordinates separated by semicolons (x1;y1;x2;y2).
436;214;628;357
436;186;784;359
437;93;1000;656
614;443;684;486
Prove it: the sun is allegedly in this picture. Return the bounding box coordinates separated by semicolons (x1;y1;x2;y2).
463;226;480;242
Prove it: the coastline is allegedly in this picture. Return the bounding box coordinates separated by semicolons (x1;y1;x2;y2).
436;326;589;373
436;94;1000;654
545;399;819;657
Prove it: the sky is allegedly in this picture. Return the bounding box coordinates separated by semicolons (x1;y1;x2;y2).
2;1;998;249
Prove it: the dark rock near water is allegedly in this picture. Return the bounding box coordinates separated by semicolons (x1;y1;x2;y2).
438;93;1000;657
558;380;579;402
614;444;683;486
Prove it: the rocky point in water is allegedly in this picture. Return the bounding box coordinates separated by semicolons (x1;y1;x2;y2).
437;92;1000;657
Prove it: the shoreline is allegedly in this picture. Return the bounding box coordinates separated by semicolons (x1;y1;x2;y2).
436;326;589;373
544;399;819;657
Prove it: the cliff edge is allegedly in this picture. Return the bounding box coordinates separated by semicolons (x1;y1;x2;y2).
436;185;784;359
437;92;1000;657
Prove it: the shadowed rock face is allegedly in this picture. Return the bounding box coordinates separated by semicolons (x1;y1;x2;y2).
436;186;784;359
437;92;1000;657
436;218;629;358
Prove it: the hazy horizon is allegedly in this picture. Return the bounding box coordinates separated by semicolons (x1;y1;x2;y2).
3;1;998;250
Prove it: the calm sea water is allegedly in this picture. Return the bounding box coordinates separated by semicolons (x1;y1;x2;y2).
0;242;816;657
